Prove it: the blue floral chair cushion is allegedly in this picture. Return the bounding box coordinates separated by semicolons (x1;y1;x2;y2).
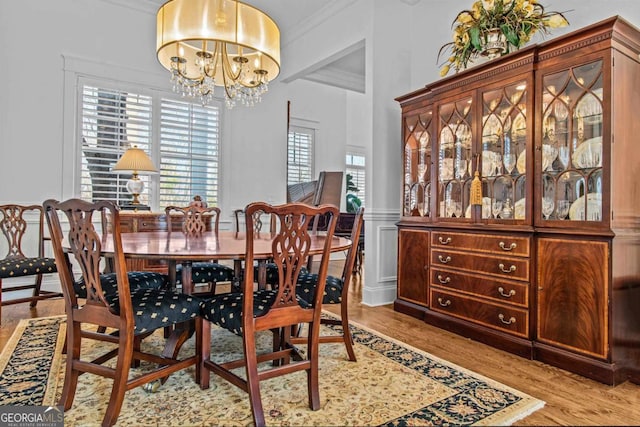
105;288;202;334
0;257;57;279
296;273;343;305
200;290;311;336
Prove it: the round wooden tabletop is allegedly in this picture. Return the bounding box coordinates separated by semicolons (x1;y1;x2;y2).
101;230;352;261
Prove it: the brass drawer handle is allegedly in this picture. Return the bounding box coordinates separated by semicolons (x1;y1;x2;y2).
438;236;452;245
437;274;451;284
437;297;451;307
498;263;516;273
438;255;452;264
498;313;516;325
499;241;517;251
498;287;516;298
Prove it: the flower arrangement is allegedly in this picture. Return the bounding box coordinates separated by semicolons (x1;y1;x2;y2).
438;0;569;77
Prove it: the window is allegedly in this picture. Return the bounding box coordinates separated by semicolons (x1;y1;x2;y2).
159;99;221;207
346;152;366;207
287;125;314;185
80;82;221;208
81;86;152;205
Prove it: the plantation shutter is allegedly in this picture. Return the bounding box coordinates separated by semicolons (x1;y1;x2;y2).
80;85;152;204
159;99;221;207
287;125;314;185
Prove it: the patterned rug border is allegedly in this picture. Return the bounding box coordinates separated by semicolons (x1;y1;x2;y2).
333;312;545;426
0;313;544;426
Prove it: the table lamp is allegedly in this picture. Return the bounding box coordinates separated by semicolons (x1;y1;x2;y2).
112;146;158;210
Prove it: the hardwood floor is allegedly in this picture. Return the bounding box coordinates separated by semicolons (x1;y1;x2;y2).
2;265;639;426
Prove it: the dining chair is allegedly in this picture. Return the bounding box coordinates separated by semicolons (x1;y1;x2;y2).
165;205;234;295
293;207;364;361
233;207;279;288
0;204;62;322
44;198;203;427
199;202;339;427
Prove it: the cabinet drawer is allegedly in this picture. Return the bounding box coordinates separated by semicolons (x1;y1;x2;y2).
432;231;530;257
137;216;169;231
431;268;529;307
431;249;529;281
126;258;168;273
430;288;529;337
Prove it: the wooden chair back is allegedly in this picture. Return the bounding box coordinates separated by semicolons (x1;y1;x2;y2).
233;208;276;233
44;199;133;326
340;207;364;289
0;204;61;314
165;205;220;236
244;203;338;326
0;204;46;260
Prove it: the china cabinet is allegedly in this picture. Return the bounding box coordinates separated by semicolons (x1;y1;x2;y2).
395;16;640;384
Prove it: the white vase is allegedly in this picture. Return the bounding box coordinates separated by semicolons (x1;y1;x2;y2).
481;28;507;59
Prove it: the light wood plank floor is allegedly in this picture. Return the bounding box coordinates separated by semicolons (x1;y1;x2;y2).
2;264;639;426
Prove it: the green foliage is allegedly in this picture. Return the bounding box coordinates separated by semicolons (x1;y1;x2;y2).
345;173;362;213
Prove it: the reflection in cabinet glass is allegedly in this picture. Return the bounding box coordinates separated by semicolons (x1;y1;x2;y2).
481;80;528;221
437;97;472;220
404;110;433;217
540;60;603;222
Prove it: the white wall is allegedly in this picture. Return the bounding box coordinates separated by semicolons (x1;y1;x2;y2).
0;0;349;221
2;0;639;304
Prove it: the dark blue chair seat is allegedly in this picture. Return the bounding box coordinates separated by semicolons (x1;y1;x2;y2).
200;290;311;336
296;273;343;305
175;262;234;285
0;257;57;279
75;271;168;299
104;288;201;334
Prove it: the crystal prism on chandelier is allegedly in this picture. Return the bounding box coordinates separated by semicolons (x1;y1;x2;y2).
157;0;281;108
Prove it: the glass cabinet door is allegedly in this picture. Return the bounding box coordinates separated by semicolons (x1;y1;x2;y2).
539;60;604;224
480;80;529;222
403;110;433;217
436;98;472;220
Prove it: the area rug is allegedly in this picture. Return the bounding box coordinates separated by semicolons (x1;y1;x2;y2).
0;314;544;426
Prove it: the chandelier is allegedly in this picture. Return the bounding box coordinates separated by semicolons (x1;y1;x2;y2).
156;0;281;108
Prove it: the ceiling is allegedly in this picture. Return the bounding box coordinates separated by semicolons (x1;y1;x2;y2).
144;0;366;92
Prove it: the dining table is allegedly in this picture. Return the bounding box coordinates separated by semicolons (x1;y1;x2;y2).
100;230;352;293
99;229;352;362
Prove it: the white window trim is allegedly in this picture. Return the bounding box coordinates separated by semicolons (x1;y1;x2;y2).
61;54;225;209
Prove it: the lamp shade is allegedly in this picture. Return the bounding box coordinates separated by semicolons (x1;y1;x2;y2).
112;147;158;174
156;0;281;85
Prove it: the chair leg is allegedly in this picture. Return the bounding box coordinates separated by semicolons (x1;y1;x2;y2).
60;321;82;411
243;332;266;427
102;334;134;427
194;316;203;385
307;322;321;411
199;321;211;390
340;302;357;362
29;274;44;308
